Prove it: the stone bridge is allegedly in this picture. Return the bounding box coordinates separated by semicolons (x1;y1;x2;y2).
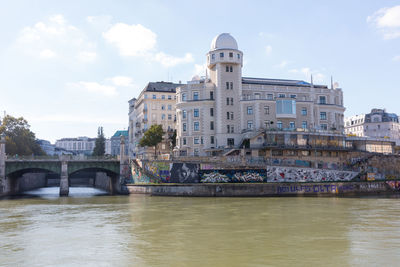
0;135;130;197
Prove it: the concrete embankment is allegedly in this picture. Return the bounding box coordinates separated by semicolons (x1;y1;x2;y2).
127;181;400;197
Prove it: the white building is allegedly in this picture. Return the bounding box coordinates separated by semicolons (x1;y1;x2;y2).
55;136;96;155
175;33;345;157
345;108;400;145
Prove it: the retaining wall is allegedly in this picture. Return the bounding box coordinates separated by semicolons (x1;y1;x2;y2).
127;181;400;197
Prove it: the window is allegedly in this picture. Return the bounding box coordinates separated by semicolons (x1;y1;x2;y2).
183;138;186;145
290;94;296;99
230;98;233;105
194;122;199;131
162;95;165;100
319;96;326;104
226;82;229;89
194;137;199;144
168;105;172;110
320;112;327;120
168;95;172;100
168;114;172;120
289;122;295;129
182;93;187;101
161;105;165;110
264;106;269;114
237;54;240;59
277;121;283;129
276;100;296;115
183;123;187;132
255;93;260;99
247;106;253;115
247;120;253;129
227;98;230;105
227;138;235;146
210;136;214;144
231;125;234;133
162;114;166;120
201;136;204;144
230;112;234;120
227;125;230;133
278;94;286;98
211;54;215;60
220;52;224;58
301;107;307;116
144;94;148;99
152;94;156;99
193;92;199;101
229;82;233;89
227;112;230;120
210;121;214;130
210;91;214;100
302;121;307;129
210;108;214;117
267;94;273;100
230;66;233;72
226;66;229;72
194;109;199;117
182;110;187;119
320;124;328;130
229;52;233;58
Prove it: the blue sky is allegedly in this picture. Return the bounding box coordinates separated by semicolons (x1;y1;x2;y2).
1;0;400;143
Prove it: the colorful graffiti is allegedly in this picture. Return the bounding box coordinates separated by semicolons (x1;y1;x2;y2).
276;184;355;194
386;181;400;191
267;166;357;182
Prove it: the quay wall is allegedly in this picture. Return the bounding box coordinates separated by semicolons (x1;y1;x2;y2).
127;181;400;197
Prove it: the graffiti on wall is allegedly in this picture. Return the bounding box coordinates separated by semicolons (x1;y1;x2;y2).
386;181;400;191
276;184;355;194
267;166;357;182
170;163;200;183
143;162;171;182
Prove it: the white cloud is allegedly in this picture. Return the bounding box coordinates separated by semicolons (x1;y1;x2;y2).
109;76;134;87
265;45;272;55
393;55;400;61
77;51;97;62
39;49;56;59
17;14;97;62
103;23;156;56
289;67;325;83
154;52;194;67
368;5;400;39
87;15;112;29
276;60;289;68
192;63;207;77
103;22;194;67
68;81;117;96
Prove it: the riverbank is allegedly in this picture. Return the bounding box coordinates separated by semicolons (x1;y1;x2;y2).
127;181;400;197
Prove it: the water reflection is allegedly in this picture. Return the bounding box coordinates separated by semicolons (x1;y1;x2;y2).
1;195;400;266
24;187;108;198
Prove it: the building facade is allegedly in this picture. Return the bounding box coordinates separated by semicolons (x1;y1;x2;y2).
55;136;96;155
345;109;400;144
175;33;345;157
128;82;181;158
110;130;128;156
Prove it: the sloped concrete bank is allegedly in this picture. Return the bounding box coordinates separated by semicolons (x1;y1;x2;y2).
127;181;400;197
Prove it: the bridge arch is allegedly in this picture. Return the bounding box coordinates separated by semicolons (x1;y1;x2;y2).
5;161;61;177
67;161;120;176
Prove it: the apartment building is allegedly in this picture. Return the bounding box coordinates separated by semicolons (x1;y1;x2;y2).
128;82;181;158
345;109;400;144
55;136;96;155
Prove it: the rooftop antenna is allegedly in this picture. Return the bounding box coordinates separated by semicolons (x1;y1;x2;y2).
310;74;313;87
331;76;333;89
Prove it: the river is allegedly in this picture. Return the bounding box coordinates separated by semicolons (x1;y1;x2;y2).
1;187;400;267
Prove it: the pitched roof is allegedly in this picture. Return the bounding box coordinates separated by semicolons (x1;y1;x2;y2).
242;77;328;89
143;81;182;93
112;130;128;138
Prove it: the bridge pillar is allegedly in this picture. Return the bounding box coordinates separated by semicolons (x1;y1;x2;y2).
0;133;6;195
59;161;69;196
119;135;129;194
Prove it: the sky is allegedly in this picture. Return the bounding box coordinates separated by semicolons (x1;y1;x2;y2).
1;0;400;143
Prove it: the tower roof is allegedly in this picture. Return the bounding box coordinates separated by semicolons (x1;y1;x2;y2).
210;33;238;50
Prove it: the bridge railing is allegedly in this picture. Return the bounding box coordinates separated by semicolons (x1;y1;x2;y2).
5;154;119;161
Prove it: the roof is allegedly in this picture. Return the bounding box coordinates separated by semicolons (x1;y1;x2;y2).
242;77;328;89
112;130;128;138
211;33;238;50
143;81;181;93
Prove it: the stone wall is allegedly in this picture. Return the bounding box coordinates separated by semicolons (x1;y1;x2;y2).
127;181;398;197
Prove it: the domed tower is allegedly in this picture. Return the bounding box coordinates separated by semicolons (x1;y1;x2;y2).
207;33;243;148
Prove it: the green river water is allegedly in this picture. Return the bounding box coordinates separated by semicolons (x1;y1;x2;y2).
1;187;400;267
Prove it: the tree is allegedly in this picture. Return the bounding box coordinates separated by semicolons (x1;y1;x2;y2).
92;126;105;156
169;129;177;148
0;115;45;156
139;125;164;158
